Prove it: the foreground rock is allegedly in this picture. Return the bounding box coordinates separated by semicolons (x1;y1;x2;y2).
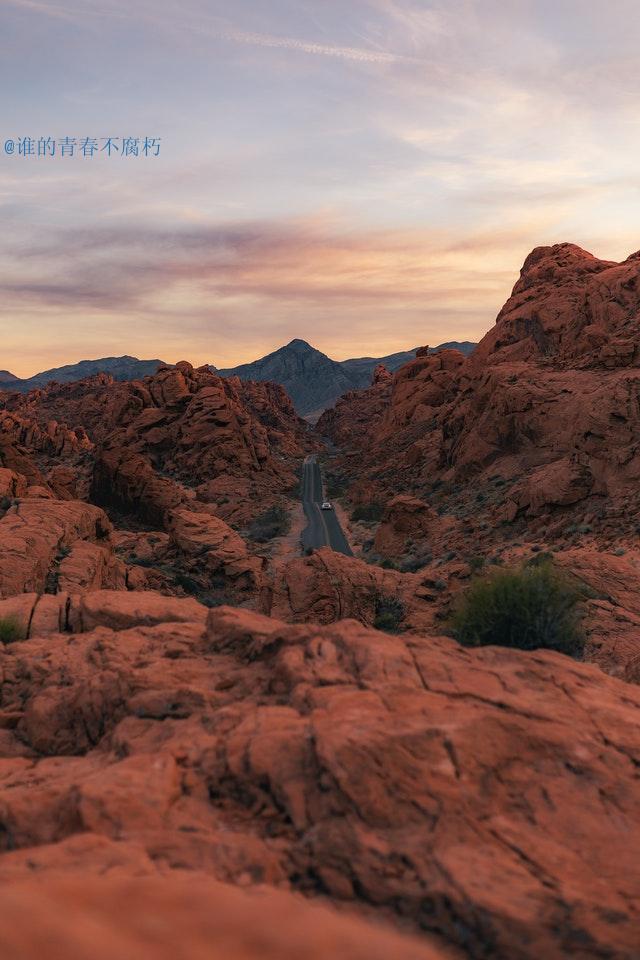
0;875;452;960
0;598;637;958
268;546;439;632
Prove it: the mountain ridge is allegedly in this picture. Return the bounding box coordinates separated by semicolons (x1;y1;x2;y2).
0;356;165;394
2;342;477;417
219;339;477;419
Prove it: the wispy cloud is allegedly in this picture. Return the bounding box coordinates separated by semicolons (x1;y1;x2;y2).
3;0;419;65
3;0;81;22
212;27;418;64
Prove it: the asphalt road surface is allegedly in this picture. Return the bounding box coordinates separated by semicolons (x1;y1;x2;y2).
301;455;353;556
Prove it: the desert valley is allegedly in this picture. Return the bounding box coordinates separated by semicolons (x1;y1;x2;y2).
0;242;639;958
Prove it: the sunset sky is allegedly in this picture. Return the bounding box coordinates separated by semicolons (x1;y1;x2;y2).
2;0;640;377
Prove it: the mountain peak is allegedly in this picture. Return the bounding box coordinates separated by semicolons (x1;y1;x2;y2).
284;339;315;353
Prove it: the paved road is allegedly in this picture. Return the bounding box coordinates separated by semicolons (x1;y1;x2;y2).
301;455;353;556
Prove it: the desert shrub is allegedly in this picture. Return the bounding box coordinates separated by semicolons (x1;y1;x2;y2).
173;572;200;594
468;555;485;574
526;551;554;567
325;473;348;498
374;594;406;633
247;505;291;542
0;616;24;644
351;502;385;523
450;561;585;656
399;551;432;573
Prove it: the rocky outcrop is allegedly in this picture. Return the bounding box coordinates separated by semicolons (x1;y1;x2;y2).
317;368;393;450
472;243;639;368
552;547;640;683
0;498;123;599
3;363;311;527
0;602;637;958
169;508;265;589
0;589;207;640
373;495;442;558
0;363;310;607
319;244;640;581
268;547;439;631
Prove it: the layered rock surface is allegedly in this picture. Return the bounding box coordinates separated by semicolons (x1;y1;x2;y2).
0;599;637;959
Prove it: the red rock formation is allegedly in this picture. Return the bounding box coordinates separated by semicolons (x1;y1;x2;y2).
319;243;640;577
0;600;637;958
2;363;311;527
317;368;393;451
0;498;124;599
472;243;637;368
267;546;439;631
0;362;315;607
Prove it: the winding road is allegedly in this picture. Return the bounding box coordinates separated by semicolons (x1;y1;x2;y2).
301;455;353;556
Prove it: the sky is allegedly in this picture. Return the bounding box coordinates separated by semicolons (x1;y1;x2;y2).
2;0;640;376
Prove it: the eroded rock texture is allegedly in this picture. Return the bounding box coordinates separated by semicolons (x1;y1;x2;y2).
318;244;640;677
0;598;637;959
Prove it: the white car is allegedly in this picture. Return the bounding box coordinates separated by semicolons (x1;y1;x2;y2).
321;501;333;511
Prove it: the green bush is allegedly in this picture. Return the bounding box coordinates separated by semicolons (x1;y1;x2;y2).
450;561;585;656
247;505;291;543
0;616;24;644
374;595;406;633
351;502;385;523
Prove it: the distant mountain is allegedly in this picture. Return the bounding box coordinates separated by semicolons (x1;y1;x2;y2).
1;342;477;415
0;356;165;394
219;339;477;420
0;370;19;388
219;340;354;420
